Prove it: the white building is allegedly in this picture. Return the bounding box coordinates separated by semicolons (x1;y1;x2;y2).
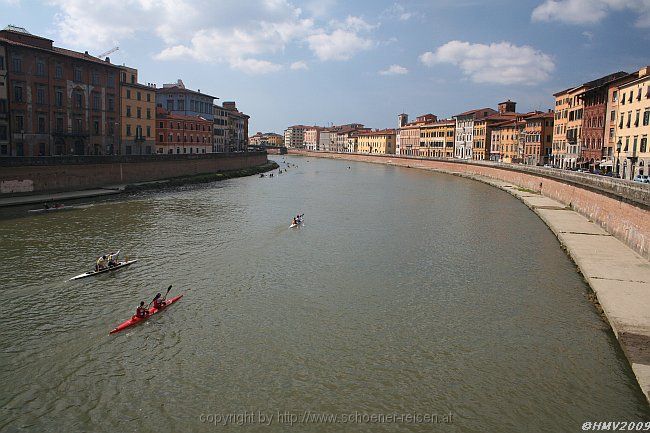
284;125;306;148
453;108;496;159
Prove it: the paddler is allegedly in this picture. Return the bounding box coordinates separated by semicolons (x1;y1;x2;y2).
96;255;107;271
153;293;166;309
107;252;117;268
291;217;297;226
135;301;150;318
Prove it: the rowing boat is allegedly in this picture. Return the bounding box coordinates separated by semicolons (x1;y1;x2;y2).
109;294;183;334
69;259;138;281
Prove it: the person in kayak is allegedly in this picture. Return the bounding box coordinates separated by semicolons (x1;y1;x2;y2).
153;293;166;309
107;253;117;268
95;255;107;271
136;301;150;318
291;217;297;226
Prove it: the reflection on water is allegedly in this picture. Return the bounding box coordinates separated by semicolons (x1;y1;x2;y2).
0;156;648;432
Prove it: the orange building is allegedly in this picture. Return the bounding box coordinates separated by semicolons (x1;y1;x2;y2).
522;111;554;165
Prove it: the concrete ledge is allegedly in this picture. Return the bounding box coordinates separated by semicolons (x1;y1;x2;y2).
295;150;650;404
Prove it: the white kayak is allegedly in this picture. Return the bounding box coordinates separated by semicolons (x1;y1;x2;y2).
28;206;67;213
69;259;138;281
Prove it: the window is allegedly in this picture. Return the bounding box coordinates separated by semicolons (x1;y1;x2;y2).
137;91;141;101
91;71;99;85
167;100;174;111
635;111;640;127
55;64;63;79
126;105;131;117
93;120;99;135
56;117;64;132
0;125;6;141
0;55;4;70
146;93;151;102
169;133;173;142
54;88;63;107
107;96;114;111
12;57;22;73
36;86;46;104
15;115;24;132
178;100;185;110
38;116;46;133
641;136;647;153
74;118;83;132
36;60;45;76
74;92;83;109
629;91;633;103
126;124;132;136
13;84;23;102
126;89;131;99
612;91;618;102
74;67;82;82
137;107;141;119
159;133;164;142
146;108;151;119
108;119;115;135
107;72;115;88
146;126;151;137
644;110;650;126
93;93;101;110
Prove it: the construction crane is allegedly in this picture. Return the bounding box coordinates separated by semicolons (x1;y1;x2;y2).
97;46;119;58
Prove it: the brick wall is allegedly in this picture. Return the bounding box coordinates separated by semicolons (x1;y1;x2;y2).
0;152;268;194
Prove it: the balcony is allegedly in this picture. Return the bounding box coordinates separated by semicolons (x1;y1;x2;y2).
52;127;90;138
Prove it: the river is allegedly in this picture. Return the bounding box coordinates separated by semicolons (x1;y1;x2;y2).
0;155;648;432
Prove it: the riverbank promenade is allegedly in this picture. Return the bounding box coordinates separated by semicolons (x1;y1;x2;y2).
292;150;650;405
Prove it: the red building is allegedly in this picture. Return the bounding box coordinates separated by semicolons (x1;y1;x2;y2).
578;72;628;171
0;25;121;156
155;106;212;154
522;111;554;166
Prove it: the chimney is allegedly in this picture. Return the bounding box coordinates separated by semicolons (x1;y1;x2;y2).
105;57;110;62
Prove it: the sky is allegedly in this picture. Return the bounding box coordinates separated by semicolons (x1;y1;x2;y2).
2;0;650;134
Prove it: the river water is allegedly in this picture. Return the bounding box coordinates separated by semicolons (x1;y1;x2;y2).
0;155;648;432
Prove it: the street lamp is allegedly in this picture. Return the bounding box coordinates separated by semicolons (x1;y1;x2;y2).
616;138;622;178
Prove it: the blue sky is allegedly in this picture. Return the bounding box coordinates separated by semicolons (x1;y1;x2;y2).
3;0;649;133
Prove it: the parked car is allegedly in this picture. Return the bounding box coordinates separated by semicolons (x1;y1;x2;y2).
633;175;649;183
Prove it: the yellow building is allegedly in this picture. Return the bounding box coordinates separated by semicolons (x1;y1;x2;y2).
615;66;650;180
551;88;571;167
357;129;396;154
120;66;156;155
419;120;455;158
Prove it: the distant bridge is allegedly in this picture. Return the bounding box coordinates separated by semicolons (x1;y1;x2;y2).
248;145;287;155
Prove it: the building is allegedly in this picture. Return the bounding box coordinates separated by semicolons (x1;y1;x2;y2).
577;72;628;171
303;126;321;151
473;101;518;161
249;132;283;147
156;79;215;121
334;124;366;152
222;101;249;152
119;66;156;155
419;119;455;158
0;42;8;155
551;88;572;168
604;75;637;172
154;106;212;155
0;25;121;156
491;115;531;163
615;66;650;180
284;125;306;148
318;128;337;151
522;111;554;165
213;104;228;152
357;129;396;154
454;107;497;159
397;114;436;156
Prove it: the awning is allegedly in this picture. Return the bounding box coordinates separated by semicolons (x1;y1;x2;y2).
599;160;613;167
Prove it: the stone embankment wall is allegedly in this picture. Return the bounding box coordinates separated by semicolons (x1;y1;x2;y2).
0;152;268;196
292;150;650;260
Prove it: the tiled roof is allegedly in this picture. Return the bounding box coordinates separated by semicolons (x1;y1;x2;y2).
0;36;121;68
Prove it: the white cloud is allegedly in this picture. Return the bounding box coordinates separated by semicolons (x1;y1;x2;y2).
307;30;373;61
306;16;376;61
290;61;309;70
229;58;283;74
379;64;408;75
47;1;376;72
419;40;555;85
382;3;414;21
532;0;650;27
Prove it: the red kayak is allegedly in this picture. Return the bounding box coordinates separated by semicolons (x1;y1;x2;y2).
109;295;183;334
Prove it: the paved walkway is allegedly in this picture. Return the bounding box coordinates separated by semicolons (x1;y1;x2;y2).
0;187;122;207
